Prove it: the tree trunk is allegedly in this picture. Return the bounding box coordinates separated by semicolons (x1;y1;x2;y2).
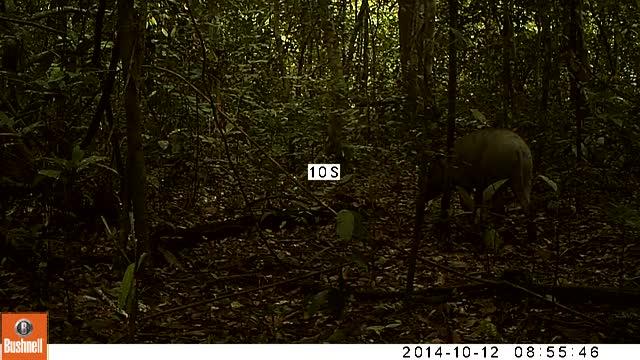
442;0;457;217
538;0;551;115
118;0;149;256
319;0;347;162
500;0;514;127
567;0;589;214
406;0;438;296
398;0;417;124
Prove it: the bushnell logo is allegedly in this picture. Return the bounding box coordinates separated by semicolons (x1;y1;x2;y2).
14;319;34;337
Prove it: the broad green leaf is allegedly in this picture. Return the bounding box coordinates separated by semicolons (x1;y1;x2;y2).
38;169;61;180
483;178;508;203
48;65;65;83
118;263;136;313
456;186;474;211
537;174;558;192
336;210;355;241
470;109;487;123
71;145;84;167
77;156;108;172
0;112;12;126
20;121;43;135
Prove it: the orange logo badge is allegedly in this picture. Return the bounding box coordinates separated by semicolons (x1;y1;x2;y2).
1;312;48;360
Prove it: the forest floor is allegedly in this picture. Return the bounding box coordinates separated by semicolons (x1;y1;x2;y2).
2;146;640;343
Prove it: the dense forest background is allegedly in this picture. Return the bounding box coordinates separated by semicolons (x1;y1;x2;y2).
1;0;640;343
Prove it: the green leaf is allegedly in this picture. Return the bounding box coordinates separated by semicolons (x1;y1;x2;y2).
48;65;65;83
455;186;474;211
38;169;61;180
365;325;386;335
136;252;149;271
20;121;43;136
0;111;12;126
304;288;344;319
476;318;502;341
482;178;509;203
385;321;402;329
339;173;354;185
304;289;331;319
350;251;369;271
336;210;355;241
470;109;487;123
326;328;348;342
482;227;503;251
158;248;183;271
77;156;108;172
71;145;84;167
607;205;640;230
537;174;558;192
118;263;136;313
231;301;243;309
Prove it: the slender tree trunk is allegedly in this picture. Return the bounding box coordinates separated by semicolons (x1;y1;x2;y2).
500;0;514;127
568;0;589;214
538;0;551;116
406;0;437;296
118;0;149;256
361;0;370;92
442;0;457;218
319;0;347;162
272;0;291;101
398;0;417;124
591;2;617;79
91;0;107;66
423;0;436;117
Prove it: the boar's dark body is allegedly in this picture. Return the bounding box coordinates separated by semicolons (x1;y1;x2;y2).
423;128;534;240
454;129;531;209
